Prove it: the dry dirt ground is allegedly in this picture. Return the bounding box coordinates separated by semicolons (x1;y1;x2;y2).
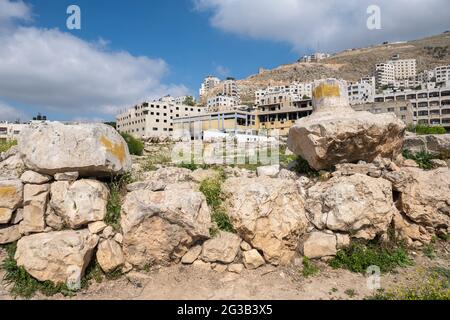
0;244;448;301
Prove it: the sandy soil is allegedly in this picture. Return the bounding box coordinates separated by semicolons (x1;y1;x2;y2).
0;244;448;301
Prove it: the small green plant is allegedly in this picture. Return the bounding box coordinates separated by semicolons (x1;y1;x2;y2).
178;163;198;171
199;177;234;235
329;243;413;274
0;139;17;153
120;132;144;156
105;173;133;231
423;243;436;260
402;149;435;170
1;243;73;298
344;289;357;298
302;257;319;278
291;156;319;178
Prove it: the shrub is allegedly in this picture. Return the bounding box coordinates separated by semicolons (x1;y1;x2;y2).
292;156;319;177
329;243;413;274
302;257;319;278
407;124;447;135
402;149;435;170
178;163;198;171
0;140;17;153
120;133;144;156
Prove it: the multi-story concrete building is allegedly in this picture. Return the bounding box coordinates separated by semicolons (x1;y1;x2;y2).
348;81;375;105
388;57;417;80
299;52;330;63
199;76;221;99
206;95;240;112
352;101;414;125
220;78;240;100
375;56;417;88
255;82;313;106
374;86;450;129
116;101;205;138
435;66;450;84
375;63;396;87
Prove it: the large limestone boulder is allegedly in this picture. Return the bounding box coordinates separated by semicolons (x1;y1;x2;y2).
18;122;131;176
404;134;450;158
121;183;211;268
15;230;98;285
96;239;125;273
395;168;450;233
49;180;109;229
301;231;337;259
288;79;405;170
222;177;308;265
306;174;395;240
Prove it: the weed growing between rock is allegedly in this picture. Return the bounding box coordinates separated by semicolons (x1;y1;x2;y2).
1;243;73;299
402;149;436;170
291;156;320;178
120;133;144;156
199;176;235;236
302;257;320;278
106;173;134;231
0;140;17;153
143;152;172;171
329;242;413;274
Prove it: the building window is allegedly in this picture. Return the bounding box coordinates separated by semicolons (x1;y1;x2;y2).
153;128;158;131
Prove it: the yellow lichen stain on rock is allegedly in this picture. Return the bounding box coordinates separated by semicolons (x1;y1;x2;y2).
0;207;11;218
313;83;341;100
0;186;17;199
100;136;126;164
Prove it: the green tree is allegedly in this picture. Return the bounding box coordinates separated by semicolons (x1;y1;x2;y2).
183;96;196;106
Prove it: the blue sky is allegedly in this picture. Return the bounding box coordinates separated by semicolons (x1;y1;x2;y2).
0;0;449;122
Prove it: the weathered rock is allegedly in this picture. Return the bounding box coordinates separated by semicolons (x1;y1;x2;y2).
306;174;395;240
192;260;211;270
121;183;211;268
88;221;107;234
0;153;25;180
301;232;337;259
201;231;241;264
0;208;13;224
257;165;280;178
430;159;448;169
15;230;98;284
18;122;131;176
228;263;244;274
49;179;109;229
181;245;202;264
10;208;24;225
240;241;252;251
243;249;265;270
288;79;405;170
45;206;64;231
102;226;114;239
222;177;308;265
126;180;166;192
404;134;450;158
114;233;123;244
403;159;419;168
54;172;79;182
141;167;192;186
393;211;432;247
0;225;21;244
96;239;125;273
336;233;351;249
396;168;450;232
0;179;23;212
335;163;380;177
20;183;50;234
212;263;228;273
20;171;52;184
190;169;221;183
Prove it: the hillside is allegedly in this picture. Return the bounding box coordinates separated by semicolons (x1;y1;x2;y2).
234;32;450;105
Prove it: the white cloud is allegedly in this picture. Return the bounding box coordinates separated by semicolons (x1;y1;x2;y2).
215;64;231;77
195;0;450;53
0;101;27;121
0;0;189;118
0;0;31;27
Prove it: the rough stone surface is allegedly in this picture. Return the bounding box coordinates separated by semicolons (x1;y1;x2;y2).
201;231;241;264
0;179;23;211
181;245;202;264
10;208;24;225
0;152;25;180
18;122;131;176
20;171;52;184
222;177;308;265
190;169;221;183
54;172;79;182
0;225;21;244
121;183;211;268
257;165;280;178
228;263;244;274
430;159;448;169
243;249;265;270
88;221;107;234
49;179;109;229
20;183;50;234
393;211;432;247
306;174;395;240
45;206;64;231
15;229;98;284
288;79;405;170
96;239;125;273
404;134;450;158
301;232;337;259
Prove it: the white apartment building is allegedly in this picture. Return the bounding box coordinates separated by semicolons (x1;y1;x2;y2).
255;82;313;106
387;58;417;80
417;70;435;83
116;101;205;138
348;81;375;105
299;52;330;63
375;63;396;87
220;78;240;101
374;86;450;128
375;56;417;88
207;95;240;112
199;76;221;98
435;66;450;84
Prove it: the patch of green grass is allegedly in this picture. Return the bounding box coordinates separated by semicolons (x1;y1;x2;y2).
402;149;436;170
177;163;198;171
1;243;74;299
344;289;357;298
302;257;320;278
143;152;172;171
329;243;413;274
407;124;447;135
0;140;17;153
120;133;144;156
105;173;133;231
199;177;235;236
